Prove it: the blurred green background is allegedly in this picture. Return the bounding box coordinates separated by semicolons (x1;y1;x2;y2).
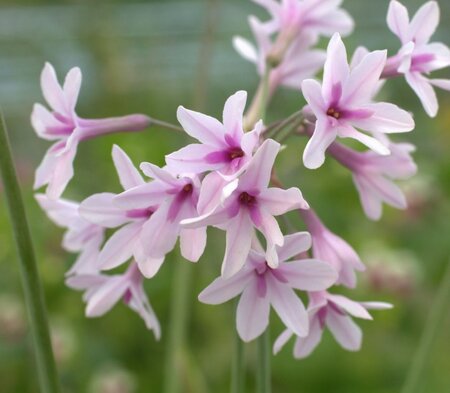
0;0;449;392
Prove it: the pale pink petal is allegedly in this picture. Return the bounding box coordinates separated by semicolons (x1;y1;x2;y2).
350;102;414;133
197;172;228;215
98;222;142;270
342;50;387;106
112;145;144;190
281;259;337;291
177;106;225;147
303;119;337;169
85;278;128;317
40;62;66;114
293;316;324;358
222;211;254;278
259;187;309;215
114;182;171;210
46;143;78;199
338;126;390;155
165;143;222;174
80;193;128;228
128;285;161;338
267;276;308;337
139;162;178;185
236;280;271;342
322;33;349;103
241;121;263;158
409;1;439;45
179;227;207;262
273;329;294;355
430;78;450;91
301;79;327;116
326;309;362;351
353;175;383;220
135;251;165;279
327;294;372;319
140;201;180;259
277;232;312;262
238;139;280;191
387;0;410;43
31;103;68;140
233;36;259;64
359;301;393;310
405;72;438;117
63;67;82;113
223;90;246;140
198;270;253;305
35;194;79;227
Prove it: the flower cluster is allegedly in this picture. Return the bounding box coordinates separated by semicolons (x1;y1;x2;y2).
34;0;448;361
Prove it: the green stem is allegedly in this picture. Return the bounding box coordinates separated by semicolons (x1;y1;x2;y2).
256;330;271;393
231;301;245;393
163;259;192;393
0;113;60;392
400;261;450;393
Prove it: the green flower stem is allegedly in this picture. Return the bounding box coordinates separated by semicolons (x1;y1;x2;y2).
256;330;272;393
244;65;273;131
0;113;60;393
231;300;245;393
401;261;450;393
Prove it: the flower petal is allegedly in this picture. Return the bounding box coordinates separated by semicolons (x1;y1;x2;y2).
303;119;337;169
177;106;225;147
277;232;312;262
386;0;410;43
80;193;128;228
409;1;439;45
259;187;309;216
326;308;362;351
293;316;324;359
223;90;246;140
405;72;438;117
236;280;271;342
112;145;144;190
268;276;309;337
40;62;67;115
281;259;337;291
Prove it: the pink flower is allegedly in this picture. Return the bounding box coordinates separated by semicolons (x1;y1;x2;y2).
253;0;354;39
198;232;337;342
385;1;450;117
301;33;415;169
66;263;161;337
166;91;262;214
113;161;205;276
79;145;164;277
274;291;392;358
328;135;417;220
35;194;104;275
300;208;365;288
233;17;326;93
182;139;309;278
32;63;151;198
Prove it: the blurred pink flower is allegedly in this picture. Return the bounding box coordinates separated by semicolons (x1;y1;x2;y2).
32;63;151;198
199;232;337;342
233;17;326;93
301;208;365;288
328;134;417;220
301;33;414;169
182;139;308;278
66;263;160;337
35;194;104;275
253;0;354;39
274;291;392;358
385;1;450;117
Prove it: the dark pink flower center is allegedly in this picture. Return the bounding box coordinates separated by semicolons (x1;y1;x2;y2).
239;192;257;206
327;107;341;119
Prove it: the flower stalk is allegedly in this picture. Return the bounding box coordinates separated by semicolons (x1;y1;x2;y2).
256;330;271;393
0;113;60;393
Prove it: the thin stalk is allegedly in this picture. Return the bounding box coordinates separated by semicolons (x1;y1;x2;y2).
256;330;271;393
150;117;184;133
231;299;245;393
264;110;303;139
400;261;450;393
0;113;60;393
